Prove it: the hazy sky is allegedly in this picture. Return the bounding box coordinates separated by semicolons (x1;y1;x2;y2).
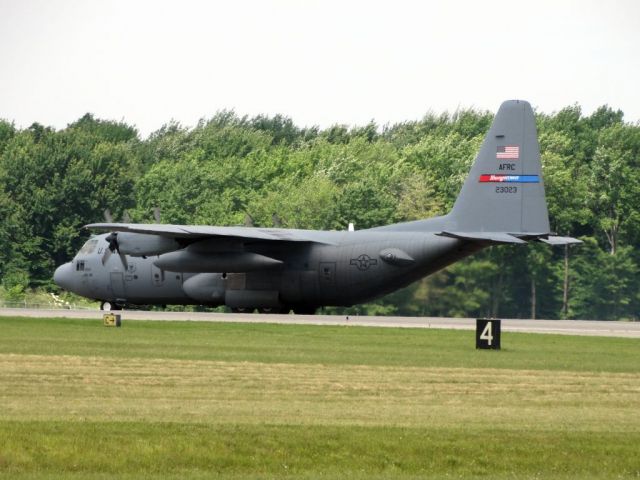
1;0;638;137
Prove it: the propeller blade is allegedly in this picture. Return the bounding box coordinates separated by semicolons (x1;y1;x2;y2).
122;211;131;223
244;213;254;227
153;207;161;223
103;232;126;268
119;251;128;270
101;247;112;265
103;232;118;265
103;209;114;222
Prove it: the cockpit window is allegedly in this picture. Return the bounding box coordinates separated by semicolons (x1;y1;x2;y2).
79;239;98;255
76;260;85;271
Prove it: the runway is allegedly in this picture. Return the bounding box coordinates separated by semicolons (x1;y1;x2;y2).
1;308;639;338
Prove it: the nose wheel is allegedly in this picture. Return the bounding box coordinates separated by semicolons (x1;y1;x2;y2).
100;301;122;311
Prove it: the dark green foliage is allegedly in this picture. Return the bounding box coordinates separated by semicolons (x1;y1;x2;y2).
0;120;16;155
1;105;638;319
0;124;139;284
570;238;639;320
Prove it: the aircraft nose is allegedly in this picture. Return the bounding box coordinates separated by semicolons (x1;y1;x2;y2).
54;263;74;291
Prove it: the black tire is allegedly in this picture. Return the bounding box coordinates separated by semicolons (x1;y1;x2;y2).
259;307;281;314
231;307;251;313
293;306;317;315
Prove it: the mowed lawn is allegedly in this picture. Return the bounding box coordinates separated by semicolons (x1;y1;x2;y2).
0;316;639;479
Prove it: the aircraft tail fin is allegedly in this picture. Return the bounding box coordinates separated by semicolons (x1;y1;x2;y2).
374;99;580;245
448;99;550;234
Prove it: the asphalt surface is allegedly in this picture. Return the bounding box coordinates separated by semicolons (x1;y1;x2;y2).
1;308;639;338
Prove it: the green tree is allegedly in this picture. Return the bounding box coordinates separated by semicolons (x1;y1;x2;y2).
586;124;640;254
400;132;482;210
571;237;638;320
0;121;140;283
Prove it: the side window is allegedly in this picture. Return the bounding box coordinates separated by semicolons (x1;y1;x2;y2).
76;260;85;271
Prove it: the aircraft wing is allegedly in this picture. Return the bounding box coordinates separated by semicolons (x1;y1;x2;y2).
84;223;335;244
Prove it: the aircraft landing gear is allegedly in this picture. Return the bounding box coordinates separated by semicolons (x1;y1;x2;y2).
230;307;287;314
258;307;281;314
293;306;317;315
231;307;251;314
230;305;315;315
100;301;122;311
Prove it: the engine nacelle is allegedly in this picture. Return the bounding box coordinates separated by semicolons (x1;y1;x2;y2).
116;233;180;257
154;250;282;273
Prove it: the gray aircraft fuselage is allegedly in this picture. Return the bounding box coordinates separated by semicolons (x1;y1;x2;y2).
54;100;579;313
55;227;481;312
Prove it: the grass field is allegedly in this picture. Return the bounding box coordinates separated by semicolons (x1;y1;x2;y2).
0;316;639;479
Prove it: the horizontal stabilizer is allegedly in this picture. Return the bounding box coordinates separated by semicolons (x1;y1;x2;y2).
538;236;583;246
437;231;527;244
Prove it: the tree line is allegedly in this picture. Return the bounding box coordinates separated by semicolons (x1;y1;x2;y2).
0;104;638;319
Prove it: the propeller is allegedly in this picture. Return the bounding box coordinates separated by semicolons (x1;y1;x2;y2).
101;209;129;269
102;232;128;269
244;213;254;227
153;207;161;223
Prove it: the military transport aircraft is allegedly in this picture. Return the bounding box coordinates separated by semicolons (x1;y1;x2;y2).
54;100;580;313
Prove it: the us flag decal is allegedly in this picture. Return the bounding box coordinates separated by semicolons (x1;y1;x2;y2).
496;145;519;159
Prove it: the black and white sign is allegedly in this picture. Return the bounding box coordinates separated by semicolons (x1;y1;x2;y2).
476;318;501;349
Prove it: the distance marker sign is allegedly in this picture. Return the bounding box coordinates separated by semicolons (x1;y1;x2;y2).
476;318;501;349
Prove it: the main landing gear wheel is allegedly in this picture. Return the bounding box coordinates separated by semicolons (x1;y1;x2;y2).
293;306;317;315
258;307;281;314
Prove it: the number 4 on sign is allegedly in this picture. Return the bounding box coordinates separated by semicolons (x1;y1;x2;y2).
480;322;493;346
476;318;501;350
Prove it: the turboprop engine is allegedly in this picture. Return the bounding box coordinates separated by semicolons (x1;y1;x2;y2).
108;232;180;257
154;249;282;273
